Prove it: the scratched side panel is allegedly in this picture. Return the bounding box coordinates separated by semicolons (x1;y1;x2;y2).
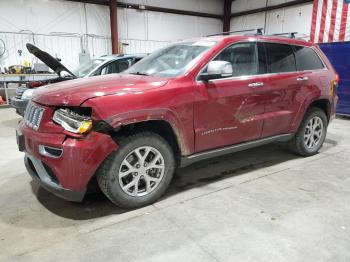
82;79;196;155
259;72;303;138
193;76;265;153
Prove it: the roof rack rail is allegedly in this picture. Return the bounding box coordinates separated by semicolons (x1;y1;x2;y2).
206;28;263;37
271;32;298;38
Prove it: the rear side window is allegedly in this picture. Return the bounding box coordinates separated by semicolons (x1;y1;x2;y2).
293;46;325;71
263;43;296;73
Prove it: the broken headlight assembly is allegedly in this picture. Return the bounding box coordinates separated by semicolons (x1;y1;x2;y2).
53;107;92;134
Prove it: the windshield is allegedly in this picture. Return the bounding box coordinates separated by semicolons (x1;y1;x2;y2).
71;58;105;77
125;41;216;78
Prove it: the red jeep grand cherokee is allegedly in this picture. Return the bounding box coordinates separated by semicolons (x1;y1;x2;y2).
17;34;338;208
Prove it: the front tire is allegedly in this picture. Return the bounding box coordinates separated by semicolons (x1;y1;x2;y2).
97;132;175;208
289;107;328;156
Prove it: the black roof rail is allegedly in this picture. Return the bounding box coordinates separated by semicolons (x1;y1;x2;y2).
271;32;298;39
206;28;264;37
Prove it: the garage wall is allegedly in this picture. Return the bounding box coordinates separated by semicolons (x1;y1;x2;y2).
0;0;222;69
230;0;313;39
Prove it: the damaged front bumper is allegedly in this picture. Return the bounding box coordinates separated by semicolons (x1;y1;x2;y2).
24;153;86;201
17;121;118;202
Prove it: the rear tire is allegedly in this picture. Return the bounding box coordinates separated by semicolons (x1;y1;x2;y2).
288;107;328;156
97;132;175;208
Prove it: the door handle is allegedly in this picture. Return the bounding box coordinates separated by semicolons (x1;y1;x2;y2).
297;76;309;81
248;82;264;88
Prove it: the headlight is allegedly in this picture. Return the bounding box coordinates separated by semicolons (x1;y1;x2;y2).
21;89;35;100
53;108;92;134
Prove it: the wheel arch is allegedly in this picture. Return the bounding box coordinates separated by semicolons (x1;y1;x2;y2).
104;109;192;163
308;99;331;121
291;97;332;133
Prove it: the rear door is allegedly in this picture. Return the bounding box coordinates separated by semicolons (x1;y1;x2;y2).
259;42;305;137
293;45;329;112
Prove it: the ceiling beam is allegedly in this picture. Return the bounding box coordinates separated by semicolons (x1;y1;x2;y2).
67;0;109;5
109;0;118;54
231;0;313;18
118;2;222;19
66;0;222;19
223;0;232;32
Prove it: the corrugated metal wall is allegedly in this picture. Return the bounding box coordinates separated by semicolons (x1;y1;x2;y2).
0;31;169;69
0;0;222;70
230;0;313;39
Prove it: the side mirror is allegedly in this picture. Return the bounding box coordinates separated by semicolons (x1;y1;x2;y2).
200;61;233;81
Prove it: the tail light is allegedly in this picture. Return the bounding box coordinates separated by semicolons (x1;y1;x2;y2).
330;73;339;97
335;73;340;83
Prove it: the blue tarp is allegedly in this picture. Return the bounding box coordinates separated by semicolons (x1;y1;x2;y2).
319;42;350;116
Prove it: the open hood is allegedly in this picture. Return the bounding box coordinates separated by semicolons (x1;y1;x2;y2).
26;43;76;77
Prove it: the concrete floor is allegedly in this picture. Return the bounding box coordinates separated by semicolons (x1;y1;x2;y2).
1;108;350;262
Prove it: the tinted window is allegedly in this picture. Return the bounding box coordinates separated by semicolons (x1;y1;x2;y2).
133;57;144;63
294;46;324;71
214;42;258;77
100;59;131;75
264;43;296;73
100;63;111;75
115;59;131;73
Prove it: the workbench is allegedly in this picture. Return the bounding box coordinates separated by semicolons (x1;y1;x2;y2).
0;74;56;106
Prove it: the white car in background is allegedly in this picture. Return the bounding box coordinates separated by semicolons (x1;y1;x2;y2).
11;43;146;116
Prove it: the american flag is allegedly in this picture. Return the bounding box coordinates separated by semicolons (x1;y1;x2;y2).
310;0;350;43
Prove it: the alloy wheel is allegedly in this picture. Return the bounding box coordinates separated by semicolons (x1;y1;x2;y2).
304;116;324;149
118;146;165;197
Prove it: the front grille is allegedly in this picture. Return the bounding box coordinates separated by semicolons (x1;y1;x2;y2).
24;102;45;130
15;87;28;99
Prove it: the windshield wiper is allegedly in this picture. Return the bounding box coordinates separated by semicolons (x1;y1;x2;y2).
130;71;149;76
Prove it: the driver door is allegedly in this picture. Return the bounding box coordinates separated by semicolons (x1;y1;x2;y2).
194;42;266;152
